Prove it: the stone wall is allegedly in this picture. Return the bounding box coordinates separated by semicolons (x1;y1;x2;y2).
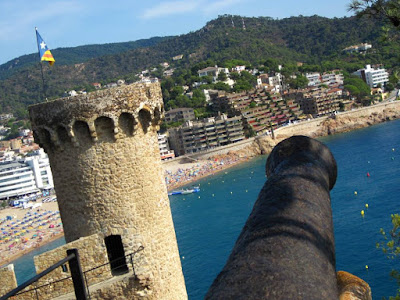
28;82;187;300
0;264;17;297
31;234;111;299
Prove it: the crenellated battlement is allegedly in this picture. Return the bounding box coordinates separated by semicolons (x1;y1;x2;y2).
29;82;163;151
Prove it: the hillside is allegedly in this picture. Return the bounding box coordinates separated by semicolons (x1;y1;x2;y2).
0;37;170;80
0;14;397;114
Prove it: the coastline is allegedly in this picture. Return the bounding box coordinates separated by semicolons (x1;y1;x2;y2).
0;232;64;268
0;201;63;268
1;101;399;269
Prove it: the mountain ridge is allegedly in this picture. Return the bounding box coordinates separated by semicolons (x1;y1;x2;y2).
0;14;397;114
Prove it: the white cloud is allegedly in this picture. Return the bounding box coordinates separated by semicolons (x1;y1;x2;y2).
141;1;201;19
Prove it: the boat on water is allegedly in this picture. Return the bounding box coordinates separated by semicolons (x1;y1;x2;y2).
168;187;200;196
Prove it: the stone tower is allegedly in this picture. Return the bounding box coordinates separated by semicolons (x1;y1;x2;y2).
29;82;187;299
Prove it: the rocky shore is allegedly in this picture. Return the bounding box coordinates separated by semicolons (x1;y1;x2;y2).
228;101;400;159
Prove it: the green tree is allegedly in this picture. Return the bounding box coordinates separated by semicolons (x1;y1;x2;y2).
344;84;360;97
192;89;206;108
170;86;184;99
289;75;309;89
214;82;231;91
349;0;400;27
264;58;280;72
386;82;395;92
229;72;241;80
344;76;371;100
217;72;228;82
377;214;400;299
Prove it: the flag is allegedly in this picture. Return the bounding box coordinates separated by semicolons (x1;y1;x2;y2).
35;28;55;66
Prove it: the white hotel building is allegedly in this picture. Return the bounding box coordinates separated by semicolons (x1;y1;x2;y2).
0;149;54;200
353;64;389;88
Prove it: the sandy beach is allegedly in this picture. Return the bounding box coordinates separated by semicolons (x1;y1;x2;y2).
164;152;249;191
0;200;63;267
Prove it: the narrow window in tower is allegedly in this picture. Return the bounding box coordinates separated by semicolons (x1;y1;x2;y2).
104;235;129;275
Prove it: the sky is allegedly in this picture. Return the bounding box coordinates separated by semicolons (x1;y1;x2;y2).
0;0;354;65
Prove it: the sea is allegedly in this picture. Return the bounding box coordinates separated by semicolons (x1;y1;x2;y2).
11;119;400;299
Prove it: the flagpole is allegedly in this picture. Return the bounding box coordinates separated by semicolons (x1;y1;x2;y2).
35;27;47;101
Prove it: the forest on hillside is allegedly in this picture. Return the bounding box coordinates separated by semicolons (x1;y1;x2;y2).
0;14;399;115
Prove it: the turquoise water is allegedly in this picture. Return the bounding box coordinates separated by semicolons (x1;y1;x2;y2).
171;119;400;299
12;237;66;284
11;119;400;299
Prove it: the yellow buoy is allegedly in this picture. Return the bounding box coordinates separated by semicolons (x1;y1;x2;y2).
365;204;369;208
365;265;369;270
354;191;358;195
230;191;233;194
361;210;365;216
182;256;185;260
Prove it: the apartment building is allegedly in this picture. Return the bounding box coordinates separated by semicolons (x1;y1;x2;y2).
321;71;344;86
224;89;303;134
293;88;343;116
306;72;321;86
164;107;195;123
353;64;389;88
158;134;175;160
168;114;245;155
0;149;53;200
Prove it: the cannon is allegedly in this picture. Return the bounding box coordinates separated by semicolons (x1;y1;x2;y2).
206;136;371;300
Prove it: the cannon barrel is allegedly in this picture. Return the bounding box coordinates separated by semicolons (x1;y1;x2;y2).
206;136;338;299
